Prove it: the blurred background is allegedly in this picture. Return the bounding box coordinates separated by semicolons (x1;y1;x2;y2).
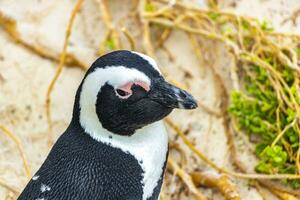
1;0;300;199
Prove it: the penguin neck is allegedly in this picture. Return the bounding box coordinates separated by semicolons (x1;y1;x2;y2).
71;109;168;200
82;120;168;200
79;116;167;154
75;115;168;200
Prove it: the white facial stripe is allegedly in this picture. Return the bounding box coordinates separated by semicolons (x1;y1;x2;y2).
79;66;168;199
106;66;151;89
131;51;162;74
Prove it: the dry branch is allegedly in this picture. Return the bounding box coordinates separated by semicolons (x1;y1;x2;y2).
191;171;241;200
45;0;84;146
167;157;207;200
165;118;300;180
97;0;121;54
0;179;19;196
0;11;87;69
0;125;30;179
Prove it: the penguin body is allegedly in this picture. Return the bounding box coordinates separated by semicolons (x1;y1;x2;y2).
18;121;166;200
18;50;197;200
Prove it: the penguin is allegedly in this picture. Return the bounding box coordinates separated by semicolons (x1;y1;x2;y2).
18;50;197;200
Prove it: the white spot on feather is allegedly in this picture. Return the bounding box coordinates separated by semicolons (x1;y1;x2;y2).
32;175;39;181
40;184;51;192
79;67;168;200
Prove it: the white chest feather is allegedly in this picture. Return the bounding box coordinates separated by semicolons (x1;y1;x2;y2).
81;120;168;200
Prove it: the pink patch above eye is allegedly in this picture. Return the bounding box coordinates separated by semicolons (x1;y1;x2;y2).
118;82;133;95
116;81;150;99
134;81;150;92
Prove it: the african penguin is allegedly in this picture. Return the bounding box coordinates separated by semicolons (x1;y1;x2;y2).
18;50;197;200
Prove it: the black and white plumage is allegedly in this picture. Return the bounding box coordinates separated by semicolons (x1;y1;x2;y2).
18;50;197;200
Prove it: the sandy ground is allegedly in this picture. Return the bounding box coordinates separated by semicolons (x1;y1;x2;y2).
0;0;300;199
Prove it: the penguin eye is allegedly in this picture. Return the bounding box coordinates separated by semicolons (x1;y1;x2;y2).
115;81;149;100
115;89;132;99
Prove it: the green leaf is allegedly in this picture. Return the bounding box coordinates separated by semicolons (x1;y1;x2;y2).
144;3;156;12
106;39;115;50
260;20;274;31
255;143;268;156
296;47;300;55
208;12;220;21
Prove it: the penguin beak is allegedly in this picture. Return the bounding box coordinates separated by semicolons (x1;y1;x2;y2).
149;79;198;109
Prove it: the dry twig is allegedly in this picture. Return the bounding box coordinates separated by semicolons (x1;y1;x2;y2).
0;11;87;69
191;171;241;200
165;118;300;180
45;0;84;146
0;179;19;196
0;125;30;179
168;157;207;200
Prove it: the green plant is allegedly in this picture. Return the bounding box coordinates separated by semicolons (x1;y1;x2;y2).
229;54;300;188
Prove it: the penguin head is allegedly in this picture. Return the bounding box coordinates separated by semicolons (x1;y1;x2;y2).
76;50;197;136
